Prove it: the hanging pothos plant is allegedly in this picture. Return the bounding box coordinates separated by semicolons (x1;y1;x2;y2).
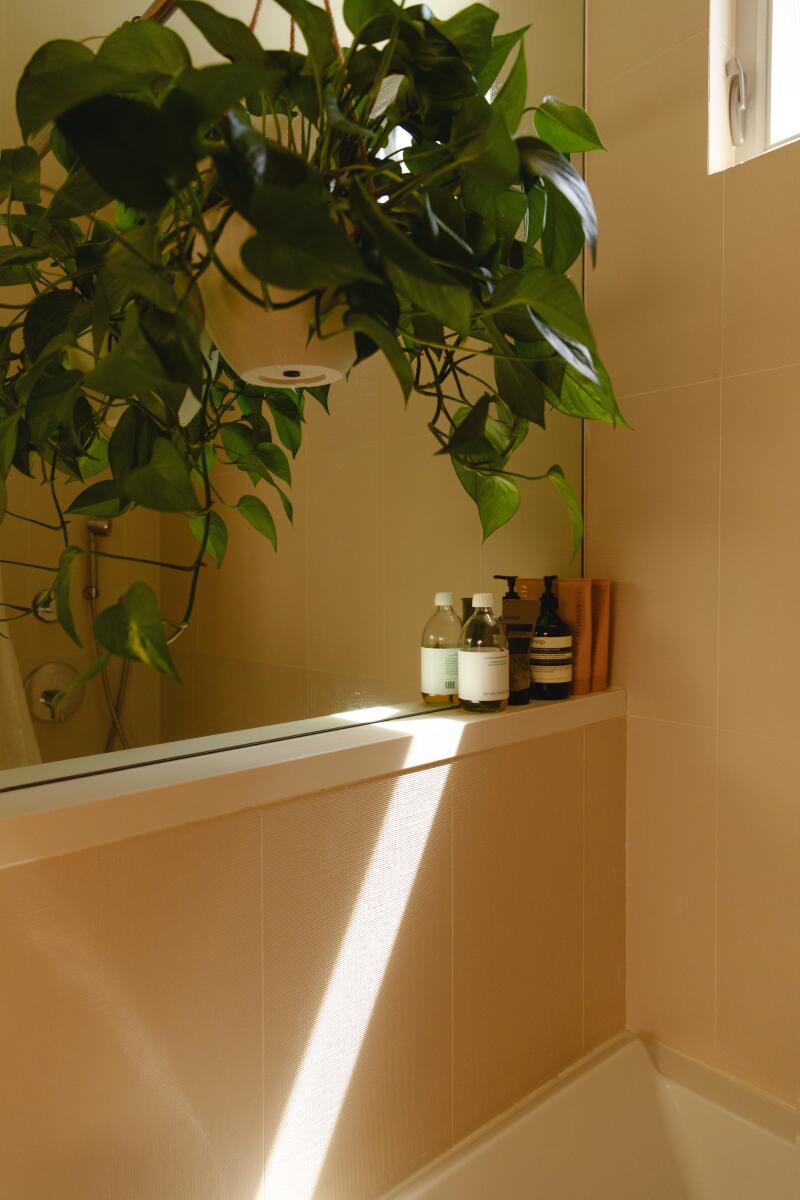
0;0;621;681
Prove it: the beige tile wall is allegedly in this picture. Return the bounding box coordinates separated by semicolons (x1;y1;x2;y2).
585;0;800;1104
160;369;582;742
0;719;626;1198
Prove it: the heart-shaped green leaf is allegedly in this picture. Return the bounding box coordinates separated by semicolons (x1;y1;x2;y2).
534;97;605;153
237;493;277;548
95;22;190;76
0;147;40;205
178;1;265;64
476;472;520;539
66;479;128;518
189;510;228;566
119;438;200;513
94;582;179;678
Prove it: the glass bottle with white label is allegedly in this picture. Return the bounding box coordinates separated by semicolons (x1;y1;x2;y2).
530;575;573;700
458;593;509;712
420;593;461;705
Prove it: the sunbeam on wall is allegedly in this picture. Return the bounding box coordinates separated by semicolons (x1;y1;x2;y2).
256;719;464;1200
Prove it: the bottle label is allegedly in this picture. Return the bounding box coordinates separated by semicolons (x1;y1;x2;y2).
420;647;458;695
457;649;510;702
530;635;572;684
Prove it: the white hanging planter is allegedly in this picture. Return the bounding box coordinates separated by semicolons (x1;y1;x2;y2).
198;211;356;388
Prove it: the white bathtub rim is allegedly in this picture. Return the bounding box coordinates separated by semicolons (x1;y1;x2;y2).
644;1037;798;1144
383;1032;799;1199
382;1032;636;1198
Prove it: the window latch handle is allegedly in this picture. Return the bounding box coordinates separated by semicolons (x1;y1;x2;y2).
727;56;748;146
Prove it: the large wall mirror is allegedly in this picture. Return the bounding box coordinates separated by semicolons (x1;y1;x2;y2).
0;0;585;783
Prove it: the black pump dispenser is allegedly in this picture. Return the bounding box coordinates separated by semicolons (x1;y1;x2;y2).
494;574;534;705
539;575;559;612
530;575;573;701
493;574;520;599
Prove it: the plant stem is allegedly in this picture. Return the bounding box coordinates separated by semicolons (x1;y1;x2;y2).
48;457;70;548
4;510;64;531
167;390;214;644
0;558;58;572
188;194;270;311
87;548;201;573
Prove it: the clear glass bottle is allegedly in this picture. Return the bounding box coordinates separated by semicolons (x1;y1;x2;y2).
458;593;509;712
420;592;461;705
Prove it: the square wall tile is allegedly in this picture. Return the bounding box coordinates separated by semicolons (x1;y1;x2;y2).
453;732;584;1141
585;35;724;399
716;731;800;1102
719;367;800;741
584;717;627;1052
303;354;391;457
587;0;708;94
304;445;385;684
627;717;717;1061
0;810;263;1200
261;767;452;1200
723;138;800;378
586;383;721;726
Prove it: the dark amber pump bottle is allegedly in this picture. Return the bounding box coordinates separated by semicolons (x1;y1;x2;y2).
530;576;573;700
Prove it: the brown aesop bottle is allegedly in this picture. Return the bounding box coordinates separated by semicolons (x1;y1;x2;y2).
530;576;573;700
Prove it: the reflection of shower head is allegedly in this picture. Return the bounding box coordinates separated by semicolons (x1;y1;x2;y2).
86;519;112;538
84;519;111;601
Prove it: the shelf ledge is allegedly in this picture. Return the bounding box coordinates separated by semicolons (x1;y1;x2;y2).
0;689;625;870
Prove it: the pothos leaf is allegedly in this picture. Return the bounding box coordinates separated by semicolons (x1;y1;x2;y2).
237;493;277;549
534;96;605;153
177;1;264;64
345;312;412;400
55;544;83;646
517;136;598;261
476;472;520;539
93;582;179;678
188;510;228;567
547;464;582;557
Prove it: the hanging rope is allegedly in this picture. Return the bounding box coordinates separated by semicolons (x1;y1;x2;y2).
321;0;344;64
248;0;263;32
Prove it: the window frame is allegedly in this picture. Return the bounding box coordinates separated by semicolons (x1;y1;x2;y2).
718;0;800;168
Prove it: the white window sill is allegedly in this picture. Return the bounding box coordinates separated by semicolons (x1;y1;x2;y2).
0;689;625;871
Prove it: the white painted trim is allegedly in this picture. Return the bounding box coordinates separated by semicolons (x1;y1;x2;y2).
0;689;625;871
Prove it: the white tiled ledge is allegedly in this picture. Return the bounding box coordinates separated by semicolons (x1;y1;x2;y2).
0;689;625;871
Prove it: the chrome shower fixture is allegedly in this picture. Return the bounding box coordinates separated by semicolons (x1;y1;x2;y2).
84;518;112;601
86;518;112;537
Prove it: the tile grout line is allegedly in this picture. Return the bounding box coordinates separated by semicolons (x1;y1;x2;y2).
587;30;706;101
616;356;800;407
712;166;727;1058
449;792;454;1147
580;726;587;1053
260;811;266;1176
627;712;800;746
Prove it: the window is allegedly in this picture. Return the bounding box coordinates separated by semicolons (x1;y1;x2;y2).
710;0;800;169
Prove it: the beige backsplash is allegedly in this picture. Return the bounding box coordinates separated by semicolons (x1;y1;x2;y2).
584;0;800;1105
